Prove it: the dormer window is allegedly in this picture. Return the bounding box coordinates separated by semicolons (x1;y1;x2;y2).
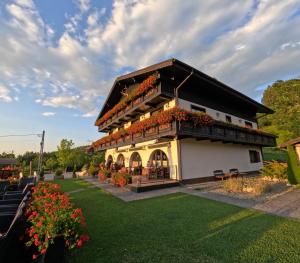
226;115;232;123
191;105;206;113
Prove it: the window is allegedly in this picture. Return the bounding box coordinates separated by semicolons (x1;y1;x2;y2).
245;121;253;128
216;112;220;118
249;150;261;163
225;115;232;123
239;119;243;124
191;105;206;113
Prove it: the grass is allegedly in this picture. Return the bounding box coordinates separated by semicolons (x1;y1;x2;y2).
263;147;287;162
55;179;300;263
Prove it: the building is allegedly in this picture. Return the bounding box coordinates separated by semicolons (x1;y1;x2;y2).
92;58;276;184
0;158;17;179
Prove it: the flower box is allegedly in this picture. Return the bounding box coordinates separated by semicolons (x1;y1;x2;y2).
125;135;131;142
133;97;142;106
145;127;157;136
144;87;156;98
159;123;172;131
112;114;117;120
117;137;124;143
38;236;66;263
125;104;132;111
133;132;142;139
111;140;116;145
118;110;124;117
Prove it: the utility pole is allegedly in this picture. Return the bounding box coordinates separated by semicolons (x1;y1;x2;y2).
37;130;45;180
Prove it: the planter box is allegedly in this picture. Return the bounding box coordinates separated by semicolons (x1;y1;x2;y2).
133;97;142;106
125;135;131;142
63;172;73;179
145;87;156;98
133;132;142;139
125;104;132;111
145;127;157;136
38;236;65;263
44;174;55;181
118;110;125;117
159;123;172;131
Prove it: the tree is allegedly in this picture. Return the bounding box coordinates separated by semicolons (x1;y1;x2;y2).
69;149;90;171
45;157;59;172
56;139;74;169
90;151;104;167
0;152;15;158
259;79;300;144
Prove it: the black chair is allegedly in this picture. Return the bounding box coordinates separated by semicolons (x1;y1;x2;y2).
229;168;239;177
1;183;33;200
213;170;226;180
0;193;30;214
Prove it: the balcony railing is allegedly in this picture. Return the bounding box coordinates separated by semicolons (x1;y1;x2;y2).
94;121;276;151
178;121;276;147
98;86;162;132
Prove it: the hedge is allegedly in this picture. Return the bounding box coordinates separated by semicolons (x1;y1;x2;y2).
287;145;300;184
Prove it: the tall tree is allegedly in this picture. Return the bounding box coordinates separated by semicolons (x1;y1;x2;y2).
259;79;300;144
56;139;74;169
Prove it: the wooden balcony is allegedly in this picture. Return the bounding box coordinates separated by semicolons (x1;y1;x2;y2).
94;121;276;151
177;121;276;147
98;84;171;132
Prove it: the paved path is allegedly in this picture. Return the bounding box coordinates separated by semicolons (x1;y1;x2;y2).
82;178;300;219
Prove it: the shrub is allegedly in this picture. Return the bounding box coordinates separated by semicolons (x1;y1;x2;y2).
223;178;243;193
55;168;63;176
25;183;89;260
111;172;132;187
98;168;110;181
260;161;288;180
287;145;300;184
88;165;99;176
223;177;273;196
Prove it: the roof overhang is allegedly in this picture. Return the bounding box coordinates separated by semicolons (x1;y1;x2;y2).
95;58;274;123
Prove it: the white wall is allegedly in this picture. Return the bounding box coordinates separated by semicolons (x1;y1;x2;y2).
178;98;258;129
180;139;263;180
295;144;300;161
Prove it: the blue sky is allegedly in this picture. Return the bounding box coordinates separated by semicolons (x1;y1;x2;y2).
0;0;300;154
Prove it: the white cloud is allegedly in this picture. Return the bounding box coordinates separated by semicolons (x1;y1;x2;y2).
0;0;300;117
0;85;12;102
42;112;56;117
75;0;90;13
81;108;98;118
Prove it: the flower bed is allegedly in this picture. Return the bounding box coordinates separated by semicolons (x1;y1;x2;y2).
25;182;89;261
95;74;158;126
92;107;214;149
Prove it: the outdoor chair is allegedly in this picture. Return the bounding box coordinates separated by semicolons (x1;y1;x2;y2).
1;183;33;200
0;193;29;214
0;181;9;195
229;168;239;177
213;170;228;180
229;168;247;178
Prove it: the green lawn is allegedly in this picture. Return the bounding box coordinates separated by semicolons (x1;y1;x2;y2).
263;147;287;162
56;179;300;263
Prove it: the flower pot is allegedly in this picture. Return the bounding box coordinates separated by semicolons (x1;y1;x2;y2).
38;236;66;263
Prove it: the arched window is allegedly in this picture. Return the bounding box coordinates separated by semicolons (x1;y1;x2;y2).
116;154;125;167
149;150;169;168
130;152;142;168
106;155;113;168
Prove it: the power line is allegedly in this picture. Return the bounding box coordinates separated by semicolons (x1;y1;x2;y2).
0;133;42;138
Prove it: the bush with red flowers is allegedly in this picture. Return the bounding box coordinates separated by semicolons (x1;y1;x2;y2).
98;168;110;181
111;172;132;187
25;182;89;260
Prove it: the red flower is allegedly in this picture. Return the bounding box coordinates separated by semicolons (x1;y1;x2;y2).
32;254;38;260
36;221;42;227
41;248;46;254
77;239;83;248
34;234;39;239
